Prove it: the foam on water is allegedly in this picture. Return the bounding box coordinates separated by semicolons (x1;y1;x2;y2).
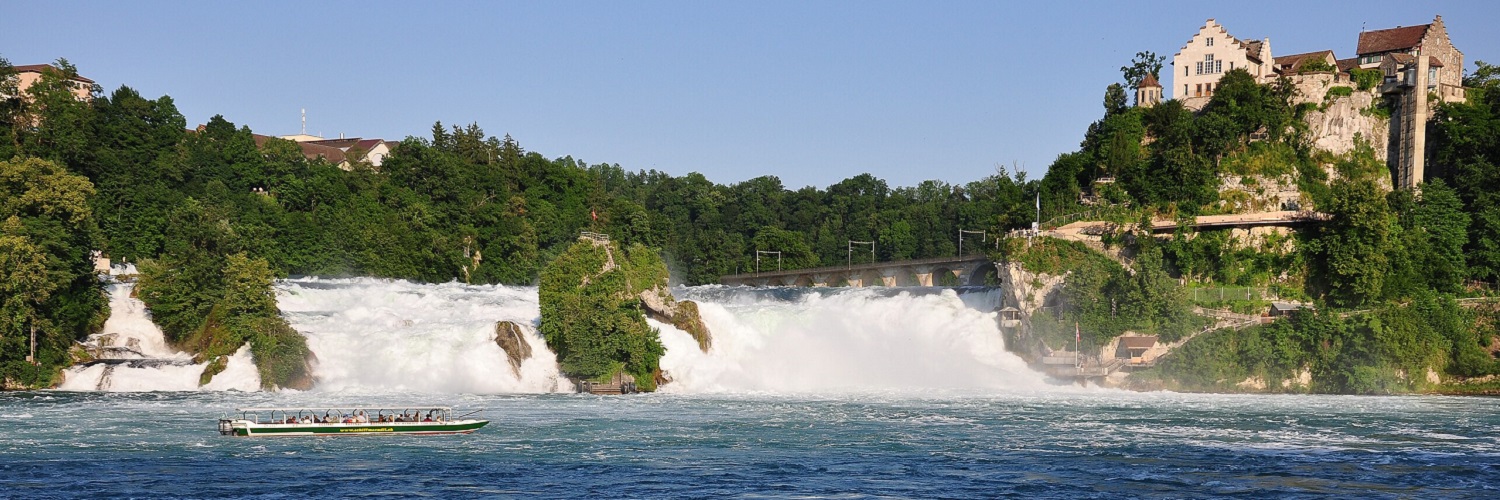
58;281;259;391
275;277;566;394
658;287;1049;394
71;277;1053;395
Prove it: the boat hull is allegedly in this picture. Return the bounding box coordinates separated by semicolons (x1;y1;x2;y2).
226;420;488;437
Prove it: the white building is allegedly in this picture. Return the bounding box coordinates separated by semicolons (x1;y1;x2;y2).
1170;19;1272;107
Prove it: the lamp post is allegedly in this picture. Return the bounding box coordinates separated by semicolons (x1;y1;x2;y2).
958;229;986;256
755;250;782;273
848;240;874;267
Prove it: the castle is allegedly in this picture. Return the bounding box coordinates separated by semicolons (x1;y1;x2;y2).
1147;16;1467;189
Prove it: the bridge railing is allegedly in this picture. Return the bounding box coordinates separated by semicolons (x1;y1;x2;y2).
1189;287;1271;302
719;254;992;280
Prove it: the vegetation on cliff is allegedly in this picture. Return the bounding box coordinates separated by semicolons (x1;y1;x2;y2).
0;156;107;388
538;237;670;391
137;251;312;390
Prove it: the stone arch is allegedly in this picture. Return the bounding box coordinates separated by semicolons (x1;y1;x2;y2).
931;267;961;287
887;268;920;287
792;275;814;287
764;276;787;287
966;263;1002;286
859;269;884;287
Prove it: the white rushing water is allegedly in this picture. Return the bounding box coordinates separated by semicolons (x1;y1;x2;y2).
276;277;567;394
657;287;1049;394
58;272;260;392
70;276;1052;395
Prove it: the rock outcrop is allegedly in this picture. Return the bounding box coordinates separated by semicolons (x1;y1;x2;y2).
639;286;712;352
493;321;534;377
1302;91;1387;157
538;235;679;392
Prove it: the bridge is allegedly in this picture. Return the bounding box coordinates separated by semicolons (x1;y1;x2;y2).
719;255;999;287
1049;210;1326;237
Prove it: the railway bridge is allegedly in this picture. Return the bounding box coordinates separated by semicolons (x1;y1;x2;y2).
718;255;1000;287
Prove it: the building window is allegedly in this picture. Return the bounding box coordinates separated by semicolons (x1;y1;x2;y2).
1206;37;1214;47
1206;82;1213;96
1186;66;1189;77
1230;61;1235;71
1196;83;1202;97
1215;60;1223;73
1196;62;1203;75
1184;84;1189;96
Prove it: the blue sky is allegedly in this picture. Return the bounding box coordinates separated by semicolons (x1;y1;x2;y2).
3;1;1497;189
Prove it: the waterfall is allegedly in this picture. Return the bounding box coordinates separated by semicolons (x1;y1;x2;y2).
275;278;567;394
657;287;1048;394
71;274;1046;394
57;277;260;392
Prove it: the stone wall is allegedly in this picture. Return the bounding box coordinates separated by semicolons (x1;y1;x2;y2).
1422;16;1464;90
1285;72;1352;107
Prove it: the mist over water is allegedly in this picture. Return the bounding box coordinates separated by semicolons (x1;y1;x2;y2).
276;278;566;394
74;277;1048;396
659;287;1049;394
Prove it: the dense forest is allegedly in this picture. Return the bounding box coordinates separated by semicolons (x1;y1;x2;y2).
5;53;1500;392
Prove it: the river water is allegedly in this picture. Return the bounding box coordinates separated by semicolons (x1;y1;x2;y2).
9;278;1498;498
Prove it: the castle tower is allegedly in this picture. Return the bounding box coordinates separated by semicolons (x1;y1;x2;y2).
1136;73;1163;107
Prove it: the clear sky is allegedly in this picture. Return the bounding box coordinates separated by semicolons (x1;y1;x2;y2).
3;1;1497;190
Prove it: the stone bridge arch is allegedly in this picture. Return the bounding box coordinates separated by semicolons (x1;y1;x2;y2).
966;262;1003;286
930;266;962;287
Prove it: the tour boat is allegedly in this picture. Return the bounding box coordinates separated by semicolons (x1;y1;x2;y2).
218;406;487;437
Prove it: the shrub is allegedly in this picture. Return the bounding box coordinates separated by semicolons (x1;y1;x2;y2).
1349;68;1382;91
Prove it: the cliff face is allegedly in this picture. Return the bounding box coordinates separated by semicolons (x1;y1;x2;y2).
995;261;1067;363
1303;91;1389;159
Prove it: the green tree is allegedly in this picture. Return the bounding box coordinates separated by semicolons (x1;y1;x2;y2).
1308;178;1393;307
1103;83;1128;117
0;157;103;387
1120;51;1165;91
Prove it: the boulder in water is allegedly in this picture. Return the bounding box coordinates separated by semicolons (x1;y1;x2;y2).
639;286;712;352
493;321;534;377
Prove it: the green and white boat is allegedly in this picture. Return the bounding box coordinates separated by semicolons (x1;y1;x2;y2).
218;406;487;437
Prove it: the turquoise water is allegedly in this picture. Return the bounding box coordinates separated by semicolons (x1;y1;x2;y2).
3;390;1498;498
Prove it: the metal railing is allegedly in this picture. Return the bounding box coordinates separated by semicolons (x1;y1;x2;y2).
1189;287;1271;302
